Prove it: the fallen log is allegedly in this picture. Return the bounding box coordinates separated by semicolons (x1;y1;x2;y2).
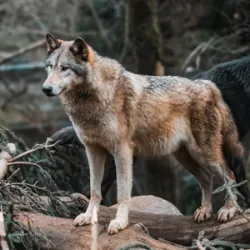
97;208;250;245
14;208;250;248
15;212;182;250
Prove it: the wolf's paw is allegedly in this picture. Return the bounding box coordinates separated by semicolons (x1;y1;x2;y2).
108;218;128;235
217;205;237;222
73;213;92;226
194;205;212;222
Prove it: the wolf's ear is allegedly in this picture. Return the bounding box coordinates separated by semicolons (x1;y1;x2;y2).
46;33;61;53
70;37;89;61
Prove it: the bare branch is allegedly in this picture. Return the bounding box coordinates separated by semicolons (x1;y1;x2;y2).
119;1;130;62
1;85;28;110
195;240;206;250
0;39;46;65
7;161;43;169
181;43;204;73
30;12;47;31
9;141;60;163
87;0;111;48
181;37;215;74
5;27;102;39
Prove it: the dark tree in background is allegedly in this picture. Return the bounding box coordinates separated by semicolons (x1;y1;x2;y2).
128;0;165;76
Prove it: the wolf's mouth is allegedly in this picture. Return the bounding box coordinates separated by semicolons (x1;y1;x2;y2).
45;92;56;97
42;86;66;97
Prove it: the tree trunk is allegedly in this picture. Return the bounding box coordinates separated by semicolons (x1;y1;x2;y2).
127;0;183;208
14;208;250;249
128;0;165;76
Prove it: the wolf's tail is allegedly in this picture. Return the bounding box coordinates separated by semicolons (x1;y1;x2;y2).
222;104;250;206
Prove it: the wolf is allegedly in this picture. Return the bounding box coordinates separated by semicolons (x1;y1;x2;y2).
43;33;250;234
52;56;250;142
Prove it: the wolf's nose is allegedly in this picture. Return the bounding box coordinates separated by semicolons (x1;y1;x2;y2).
42;86;53;95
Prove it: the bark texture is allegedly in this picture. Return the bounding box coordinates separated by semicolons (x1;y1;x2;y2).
14;208;250;249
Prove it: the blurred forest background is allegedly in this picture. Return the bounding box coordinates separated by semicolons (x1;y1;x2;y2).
1;0;250;215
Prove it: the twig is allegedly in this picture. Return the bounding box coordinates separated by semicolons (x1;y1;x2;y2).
213;180;250;222
207;46;249;55
1;181;47;192
30;12;47;31
195;37;216;70
0;40;46;65
211;29;246;47
9;141;59;162
1;85;28;110
190;230;250;250
0;62;44;72
195;240;205;250
5;27;101;38
6;167;20;181
181;30;249;74
181;37;215;73
87;0;111;48
69;0;79;33
119;2;130;62
7;161;42;169
181;43;204;73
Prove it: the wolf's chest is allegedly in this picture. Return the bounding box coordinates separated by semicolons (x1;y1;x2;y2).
68;113;119;150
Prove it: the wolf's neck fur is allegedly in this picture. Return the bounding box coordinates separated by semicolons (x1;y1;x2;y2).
59;53;136;116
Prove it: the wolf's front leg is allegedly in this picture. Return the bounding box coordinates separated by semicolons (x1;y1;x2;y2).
108;143;133;234
73;144;107;226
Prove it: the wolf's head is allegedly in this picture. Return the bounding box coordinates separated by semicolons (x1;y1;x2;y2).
43;33;93;97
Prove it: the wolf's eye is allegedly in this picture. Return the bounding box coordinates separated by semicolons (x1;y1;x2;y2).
61;66;70;72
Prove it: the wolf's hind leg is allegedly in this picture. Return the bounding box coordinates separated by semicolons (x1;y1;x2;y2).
174;147;213;222
217;195;237;222
73;144;107;226
196;157;238;222
215;168;238;222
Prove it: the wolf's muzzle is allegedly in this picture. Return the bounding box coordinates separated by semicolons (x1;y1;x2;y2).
42;86;54;96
